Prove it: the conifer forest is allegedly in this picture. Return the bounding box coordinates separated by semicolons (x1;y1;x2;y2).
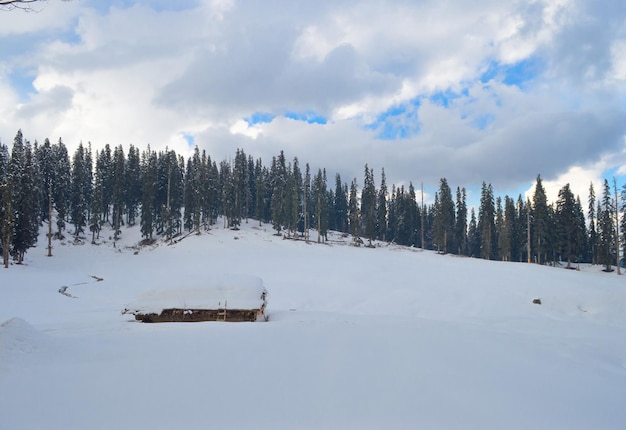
0;129;622;271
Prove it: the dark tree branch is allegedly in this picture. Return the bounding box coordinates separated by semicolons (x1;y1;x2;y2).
0;0;68;12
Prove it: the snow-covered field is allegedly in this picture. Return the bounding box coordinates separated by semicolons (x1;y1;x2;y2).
1;221;625;429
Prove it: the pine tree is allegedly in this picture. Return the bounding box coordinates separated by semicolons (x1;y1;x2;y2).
478;182;496;260
495;196;508;260
467;207;479;258
35;138;55;255
10;133;39;263
361;165;377;246
313;168;328;243
254;158;268;225
532;174;549;264
125;144;142;226
111;145;125;241
433;177;455;254
140;147;157;242
333;174;348;234
555;183;581;268
598;179;615;271
52;138;71;239
500;196;516;261
302;163;311;239
70;143;89;238
348;177;360;244
513;195;527;262
376;168;388;242
0;142;11;267
270;152;287;234
588;182;597;264
455;187;467;255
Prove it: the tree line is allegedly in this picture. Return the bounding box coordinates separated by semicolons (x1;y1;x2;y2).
0;129;623;271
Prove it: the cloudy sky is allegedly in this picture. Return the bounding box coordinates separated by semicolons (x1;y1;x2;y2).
1;0;626;207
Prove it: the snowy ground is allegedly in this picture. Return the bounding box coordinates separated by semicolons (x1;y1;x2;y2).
1;221;626;429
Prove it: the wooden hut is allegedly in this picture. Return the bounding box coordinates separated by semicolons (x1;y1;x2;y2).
122;274;267;323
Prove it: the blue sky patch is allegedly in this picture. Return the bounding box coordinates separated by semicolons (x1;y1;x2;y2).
181;133;195;147
480;57;543;89
245;112;276;125
429;88;467;108
284;111;327;124
367;99;420;140
473;114;495;130
9;69;36;102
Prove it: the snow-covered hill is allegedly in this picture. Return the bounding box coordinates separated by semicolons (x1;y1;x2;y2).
1;221;625;429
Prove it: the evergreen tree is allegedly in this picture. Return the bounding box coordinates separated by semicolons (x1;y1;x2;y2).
455;187;467;255
99;144;113;223
477;182;496;260
333;173;348;234
270;152;287;234
35;138;55;223
555;183;581;268
387;185;397;243
598;179;615;271
500;196;516;261
70;143;89;237
495;196;508;260
52;138;71;239
575;196;588;265
467;207;479;257
125;144;142;226
361;165;377;246
433;177;455;253
376;168;388;242
35;138;55;256
532;174;549;264
9;133;39;263
302;163;311;239
313;168;328;242
254;158;269;225
0;142;10;267
89;150;103;243
348;177;360;244
111;145;125;240
140;147;157;241
588;182;597;264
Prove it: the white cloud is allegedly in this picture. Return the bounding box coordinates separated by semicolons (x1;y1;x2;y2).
1;0;625;200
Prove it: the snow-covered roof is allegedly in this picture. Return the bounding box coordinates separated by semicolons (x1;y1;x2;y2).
124;274;267;315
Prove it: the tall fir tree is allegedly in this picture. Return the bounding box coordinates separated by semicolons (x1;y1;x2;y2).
532;174;549;264
9;133;39;263
588;182;597;264
478;182;496;260
0;142;10;267
125;144;142;226
361;165;376;246
433;178;455;253
70;143;89;237
455;187;467;255
52;138;71;239
555;183;581;268
376;168;388;242
140;147;157;241
270;152;287;234
348;177;360;244
111;145;126;240
598;179;615;271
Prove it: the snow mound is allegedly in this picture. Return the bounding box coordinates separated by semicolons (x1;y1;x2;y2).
123;274;267;315
0;317;48;358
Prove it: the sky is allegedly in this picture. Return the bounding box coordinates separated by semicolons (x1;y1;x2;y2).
1;0;626;208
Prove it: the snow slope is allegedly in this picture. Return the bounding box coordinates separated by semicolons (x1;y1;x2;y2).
1;221;625;430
